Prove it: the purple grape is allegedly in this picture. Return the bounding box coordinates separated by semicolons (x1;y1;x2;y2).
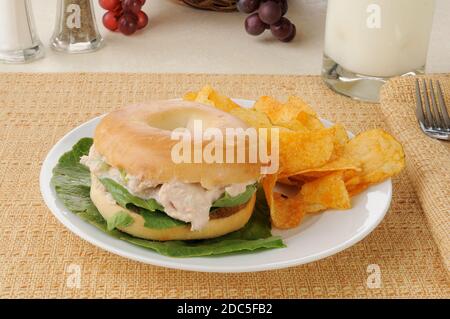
245;13;267;36
122;0;142;15
263;0;288;15
119;13;138;35
258;1;282;25
280;0;288;16
237;0;261;14
280;24;296;42
270;17;292;40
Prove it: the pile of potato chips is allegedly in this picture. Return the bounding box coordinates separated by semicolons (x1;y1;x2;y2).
184;85;405;229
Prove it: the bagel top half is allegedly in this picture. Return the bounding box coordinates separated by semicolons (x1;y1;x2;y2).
94;100;262;189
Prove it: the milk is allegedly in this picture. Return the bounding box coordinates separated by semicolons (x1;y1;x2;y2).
324;0;436;77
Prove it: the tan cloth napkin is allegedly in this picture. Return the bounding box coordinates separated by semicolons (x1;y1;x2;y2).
380;75;450;270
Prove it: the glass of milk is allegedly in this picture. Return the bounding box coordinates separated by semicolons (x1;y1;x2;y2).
0;0;44;63
322;0;436;102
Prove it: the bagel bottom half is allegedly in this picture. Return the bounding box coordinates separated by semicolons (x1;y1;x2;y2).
90;174;256;241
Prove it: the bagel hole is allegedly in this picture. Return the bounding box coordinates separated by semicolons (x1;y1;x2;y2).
145;109;234;132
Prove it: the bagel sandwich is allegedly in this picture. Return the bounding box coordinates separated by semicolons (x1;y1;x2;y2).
80;100;263;241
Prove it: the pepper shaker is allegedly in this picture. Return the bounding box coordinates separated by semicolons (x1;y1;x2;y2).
50;0;103;53
0;0;44;63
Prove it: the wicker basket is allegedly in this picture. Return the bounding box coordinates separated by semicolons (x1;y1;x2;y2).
182;0;237;12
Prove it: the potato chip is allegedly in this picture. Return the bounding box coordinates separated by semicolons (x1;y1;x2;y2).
300;172;351;214
342;168;359;182
277;176;300;186
285;96;317;116
192;85;215;106
330;124;349;158
285;124;356;179
285;98;323;131
294;112;324;131
183;85;240;113
287;174;317;184
208;91;240;113
294;156;361;178
183;91;198;101
262;174;305;229
254;96;285;122
346;183;369;197
272;119;309;133
342;129;405;187
271;192;305;228
229;107;272;128
279;127;335;176
344;175;361;187
254;95;323;132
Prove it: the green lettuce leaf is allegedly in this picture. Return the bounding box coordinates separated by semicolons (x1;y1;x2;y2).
99;178;186;229
51;138;95;213
52;138;285;257
99;175;257;230
106;211;134;231
125;189;281;257
100;178;163;212
212;184;257;208
140;209;187;229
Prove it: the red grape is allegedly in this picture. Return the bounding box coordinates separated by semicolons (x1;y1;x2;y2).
280;24;296;42
99;0;121;11
245;13;267;36
136;11;148;29
270;17;292;40
122;0;142;15
119;13;138;35
237;0;260;14
100;0;148;34
103;11;119;31
258;1;282;25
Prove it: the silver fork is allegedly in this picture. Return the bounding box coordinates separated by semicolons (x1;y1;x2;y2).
415;79;450;141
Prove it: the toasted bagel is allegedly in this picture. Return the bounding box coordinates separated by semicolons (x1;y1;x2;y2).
94;100;262;189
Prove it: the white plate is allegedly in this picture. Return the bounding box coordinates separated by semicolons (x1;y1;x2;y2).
40;99;392;273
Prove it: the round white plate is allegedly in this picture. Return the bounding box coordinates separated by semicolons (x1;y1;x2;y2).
40;99;392;273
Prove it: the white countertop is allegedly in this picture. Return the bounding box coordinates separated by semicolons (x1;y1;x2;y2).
0;0;449;74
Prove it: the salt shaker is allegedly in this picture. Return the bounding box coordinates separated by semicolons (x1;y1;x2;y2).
0;0;44;63
50;0;103;53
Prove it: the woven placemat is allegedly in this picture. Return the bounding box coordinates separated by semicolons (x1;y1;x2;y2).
0;73;448;298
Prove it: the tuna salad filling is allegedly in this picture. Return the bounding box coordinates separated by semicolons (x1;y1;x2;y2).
81;146;257;231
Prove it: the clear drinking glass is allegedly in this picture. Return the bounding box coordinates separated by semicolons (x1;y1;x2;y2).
50;0;103;53
0;0;44;63
322;0;436;102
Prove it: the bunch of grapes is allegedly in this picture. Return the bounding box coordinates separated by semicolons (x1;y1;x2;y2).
238;0;296;42
99;0;148;36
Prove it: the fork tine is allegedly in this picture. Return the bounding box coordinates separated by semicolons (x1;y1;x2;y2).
415;80;427;126
422;79;435;128
436;81;450;131
429;80;443;129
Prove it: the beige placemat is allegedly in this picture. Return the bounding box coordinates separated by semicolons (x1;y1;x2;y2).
380;75;450;270
0;73;448;298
